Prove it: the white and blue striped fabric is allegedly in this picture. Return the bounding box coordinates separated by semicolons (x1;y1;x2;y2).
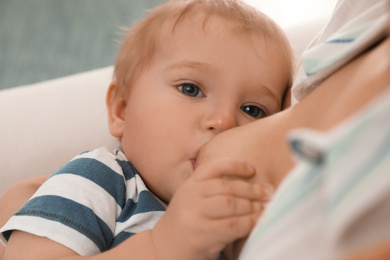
0;147;166;255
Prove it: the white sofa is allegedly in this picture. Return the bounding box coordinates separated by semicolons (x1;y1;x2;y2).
0;18;328;197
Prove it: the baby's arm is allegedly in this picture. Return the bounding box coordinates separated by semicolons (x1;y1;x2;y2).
3;159;270;260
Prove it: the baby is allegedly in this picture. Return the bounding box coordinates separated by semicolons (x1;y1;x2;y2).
0;0;294;259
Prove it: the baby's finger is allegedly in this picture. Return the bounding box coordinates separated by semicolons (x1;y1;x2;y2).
193;159;255;181
199;179;274;201
212;212;261;243
201;196;263;218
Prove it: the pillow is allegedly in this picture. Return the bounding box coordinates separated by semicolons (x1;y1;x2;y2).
0;66;120;196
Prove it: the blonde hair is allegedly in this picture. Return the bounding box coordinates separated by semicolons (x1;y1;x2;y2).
113;0;294;98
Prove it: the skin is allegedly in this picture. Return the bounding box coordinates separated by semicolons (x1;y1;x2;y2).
1;12;290;260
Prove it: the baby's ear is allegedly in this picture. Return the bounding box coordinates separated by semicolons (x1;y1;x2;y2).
106;81;126;138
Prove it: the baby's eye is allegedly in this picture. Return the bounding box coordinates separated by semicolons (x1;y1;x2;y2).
177;83;204;97
241;105;266;119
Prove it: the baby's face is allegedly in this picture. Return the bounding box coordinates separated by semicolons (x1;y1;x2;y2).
119;14;290;202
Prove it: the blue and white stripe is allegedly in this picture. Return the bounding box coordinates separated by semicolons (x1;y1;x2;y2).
0;147;166;255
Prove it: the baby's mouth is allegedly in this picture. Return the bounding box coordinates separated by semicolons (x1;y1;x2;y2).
191;158;197;170
190;152;198;170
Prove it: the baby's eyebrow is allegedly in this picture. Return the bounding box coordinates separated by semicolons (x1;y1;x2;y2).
165;60;213;72
258;85;282;109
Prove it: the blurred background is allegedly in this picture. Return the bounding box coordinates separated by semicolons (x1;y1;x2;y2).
246;0;337;29
0;0;338;91
0;0;164;90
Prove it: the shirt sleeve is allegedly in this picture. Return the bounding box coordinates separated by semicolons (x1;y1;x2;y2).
0;147;127;256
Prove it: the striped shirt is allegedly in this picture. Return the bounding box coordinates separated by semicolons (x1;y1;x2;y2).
0;147;166;255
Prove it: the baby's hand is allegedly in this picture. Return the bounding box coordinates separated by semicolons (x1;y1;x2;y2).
151;159;273;260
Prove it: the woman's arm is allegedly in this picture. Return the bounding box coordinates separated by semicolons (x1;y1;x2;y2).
0;175;50;227
0;174;50;259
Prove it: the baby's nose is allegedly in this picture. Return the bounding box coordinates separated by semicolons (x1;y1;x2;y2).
202;109;238;134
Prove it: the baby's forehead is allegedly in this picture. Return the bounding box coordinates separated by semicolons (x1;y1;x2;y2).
161;11;239;37
153;11;291;79
158;11;272;50
158;13;288;67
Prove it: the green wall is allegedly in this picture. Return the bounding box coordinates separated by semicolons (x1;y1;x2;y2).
0;0;164;90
